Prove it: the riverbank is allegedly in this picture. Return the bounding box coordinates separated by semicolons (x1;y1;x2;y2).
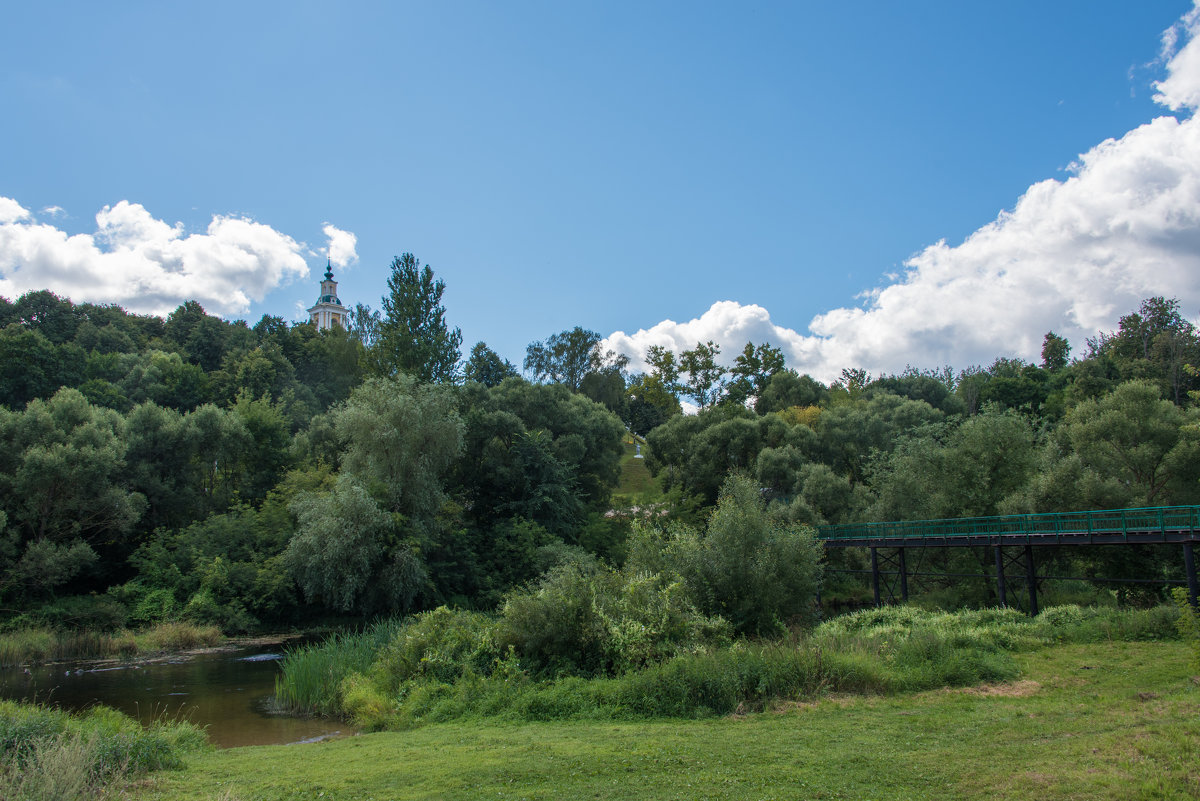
0;624;322;669
128;640;1200;800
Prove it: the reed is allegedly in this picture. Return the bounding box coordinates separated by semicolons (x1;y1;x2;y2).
272;618;407;716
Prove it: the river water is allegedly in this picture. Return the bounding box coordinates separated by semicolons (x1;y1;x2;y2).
0;645;353;748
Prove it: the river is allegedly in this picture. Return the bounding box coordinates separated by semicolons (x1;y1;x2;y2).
0;644;354;748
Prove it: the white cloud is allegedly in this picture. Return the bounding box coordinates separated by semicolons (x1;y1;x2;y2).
323;224;358;270
39;205;65;218
0;198;30;225
605;301;816;376
607;2;1200;385
0;199;311;317
1155;1;1200;110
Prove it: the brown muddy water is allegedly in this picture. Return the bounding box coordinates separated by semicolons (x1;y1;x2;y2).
0;645;355;748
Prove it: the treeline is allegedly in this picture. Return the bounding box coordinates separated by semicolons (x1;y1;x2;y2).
0;251;1197;632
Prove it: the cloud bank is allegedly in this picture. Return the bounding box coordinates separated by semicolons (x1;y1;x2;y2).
0;199;315;318
606;2;1200;384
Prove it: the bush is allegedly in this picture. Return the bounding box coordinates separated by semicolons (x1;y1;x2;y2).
371;607;500;689
628;473;823;636
495;563;729;677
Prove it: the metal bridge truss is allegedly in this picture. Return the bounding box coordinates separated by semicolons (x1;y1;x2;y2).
818;506;1200;613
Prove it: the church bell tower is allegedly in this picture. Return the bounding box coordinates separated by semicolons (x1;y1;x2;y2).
307;259;349;330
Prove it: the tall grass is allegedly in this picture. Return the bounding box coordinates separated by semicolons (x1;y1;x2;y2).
0;700;208;800
272;618;408;716
0;622;222;667
276;603;1183;731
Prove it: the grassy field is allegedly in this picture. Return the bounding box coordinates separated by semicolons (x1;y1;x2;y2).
130;640;1199;801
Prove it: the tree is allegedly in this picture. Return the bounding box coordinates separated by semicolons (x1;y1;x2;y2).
754;370;827;415
0;388;145;544
628;473;823;635
347;303;382;349
1041;331;1071;371
524;327;628;393
679;341;726;409
645;345;682;393
332;374;465;527
464;341;518;387
624;372;681;435
1059;380;1200;506
285;474;426;614
727;342;785;406
1094;297;1200;406
373;253;462;383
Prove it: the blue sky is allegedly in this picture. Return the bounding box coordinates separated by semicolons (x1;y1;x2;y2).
3;1;1200;380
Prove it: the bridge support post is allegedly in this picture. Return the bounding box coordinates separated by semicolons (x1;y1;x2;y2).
1185;542;1199;609
994;545;1006;607
1024;544;1038;617
870;547;881;608
898;548;908;602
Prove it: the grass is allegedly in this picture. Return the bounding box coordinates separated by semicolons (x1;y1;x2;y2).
0;622;223;667
609;432;662;506
272;619;408;716
130;640;1199;800
273;603;1182;731
0;700;209;801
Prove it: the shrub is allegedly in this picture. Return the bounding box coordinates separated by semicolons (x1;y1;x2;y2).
495;563;730;677
629;473;824;636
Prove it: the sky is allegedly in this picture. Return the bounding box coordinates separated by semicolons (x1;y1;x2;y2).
3;1;1200;382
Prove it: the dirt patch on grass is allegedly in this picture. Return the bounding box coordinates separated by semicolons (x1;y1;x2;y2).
768;695;867;714
957;680;1042;698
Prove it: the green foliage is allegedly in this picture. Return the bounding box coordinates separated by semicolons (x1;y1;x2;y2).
286;474;425;614
869;408;1038;521
495;562;729;678
373;253;463;383
464;341;518;387
333;373;464;524
631;474;823;636
678;340;726;409
1171;588;1200;673
754;369;827;415
0;699;207;799
1058;380;1200;506
273;618;408;716
0;388;145;548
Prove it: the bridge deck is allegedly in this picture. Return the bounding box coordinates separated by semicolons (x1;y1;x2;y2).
817;505;1200;548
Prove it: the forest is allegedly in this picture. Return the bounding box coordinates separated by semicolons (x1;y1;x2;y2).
0;251;1198;638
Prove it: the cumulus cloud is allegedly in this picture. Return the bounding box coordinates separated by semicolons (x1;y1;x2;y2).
0;199;311;317
607;1;1200;384
605;301;816;376
323;223;358;270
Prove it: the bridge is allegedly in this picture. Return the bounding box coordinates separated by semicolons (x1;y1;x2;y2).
817;505;1200;614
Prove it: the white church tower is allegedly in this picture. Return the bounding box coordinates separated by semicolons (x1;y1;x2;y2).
307;259;349;330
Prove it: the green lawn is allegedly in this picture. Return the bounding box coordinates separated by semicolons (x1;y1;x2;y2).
610;433;661;506
131;641;1200;801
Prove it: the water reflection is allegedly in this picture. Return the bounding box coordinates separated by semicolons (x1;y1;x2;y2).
0;646;353;748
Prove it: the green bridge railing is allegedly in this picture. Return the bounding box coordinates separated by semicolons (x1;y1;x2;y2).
817;505;1200;543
